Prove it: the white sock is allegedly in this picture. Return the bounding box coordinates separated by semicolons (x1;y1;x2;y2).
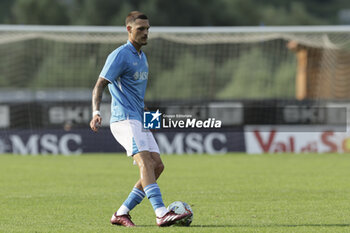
116;205;130;216
155;206;168;218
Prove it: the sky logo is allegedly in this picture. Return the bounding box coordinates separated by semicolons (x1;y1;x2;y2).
143;109;162;129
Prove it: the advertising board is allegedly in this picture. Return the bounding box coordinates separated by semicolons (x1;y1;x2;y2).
245;125;350;153
0;128;245;155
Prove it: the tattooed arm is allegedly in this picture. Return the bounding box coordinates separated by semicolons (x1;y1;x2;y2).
90;77;110;132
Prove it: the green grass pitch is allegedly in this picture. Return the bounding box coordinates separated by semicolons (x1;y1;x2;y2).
1;153;350;233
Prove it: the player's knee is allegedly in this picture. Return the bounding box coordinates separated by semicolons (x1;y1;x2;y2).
137;154;154;170
155;161;164;175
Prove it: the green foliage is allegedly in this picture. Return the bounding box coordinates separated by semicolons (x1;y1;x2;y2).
0;0;14;24
145;45;296;100
0;41;36;88
2;0;348;26
1;0;345;99
273;60;296;97
69;0;132;26
30;43;100;88
146;53;214;100
142;0;226;26
260;2;328;25
31;56;97;88
216;48;272;99
11;0;69;25
216;47;296;99
108;2;134;26
219;0;261;26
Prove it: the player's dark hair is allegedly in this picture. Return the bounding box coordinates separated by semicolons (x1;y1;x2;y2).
125;11;148;26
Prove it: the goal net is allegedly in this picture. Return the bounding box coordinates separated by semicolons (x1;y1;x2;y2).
0;25;349;130
1;25;349;100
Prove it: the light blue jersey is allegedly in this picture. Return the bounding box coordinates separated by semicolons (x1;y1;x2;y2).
100;40;148;123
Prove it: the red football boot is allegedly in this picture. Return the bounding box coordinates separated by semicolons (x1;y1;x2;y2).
156;210;192;227
110;213;135;227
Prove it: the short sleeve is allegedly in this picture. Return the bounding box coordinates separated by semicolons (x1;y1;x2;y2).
99;50;125;82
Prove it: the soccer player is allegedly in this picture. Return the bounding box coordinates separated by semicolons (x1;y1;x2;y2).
89;11;191;227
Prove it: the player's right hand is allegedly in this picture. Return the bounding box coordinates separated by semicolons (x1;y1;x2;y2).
90;115;102;132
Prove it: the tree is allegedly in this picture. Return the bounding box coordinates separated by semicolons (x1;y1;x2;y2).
69;0;130;25
260;2;328;25
216;47;295;99
2;0;349;26
146;52;214;100
0;0;14;23
10;0;69;25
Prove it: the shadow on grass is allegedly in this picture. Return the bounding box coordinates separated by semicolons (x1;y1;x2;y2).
189;224;350;228
128;223;350;228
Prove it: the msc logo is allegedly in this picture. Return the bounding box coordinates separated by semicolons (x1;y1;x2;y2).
144;110;162;129
133;71;148;80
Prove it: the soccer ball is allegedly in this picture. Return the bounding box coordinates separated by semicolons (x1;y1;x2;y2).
167;201;193;226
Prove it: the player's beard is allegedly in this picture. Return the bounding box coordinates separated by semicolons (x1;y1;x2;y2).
140;36;148;45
